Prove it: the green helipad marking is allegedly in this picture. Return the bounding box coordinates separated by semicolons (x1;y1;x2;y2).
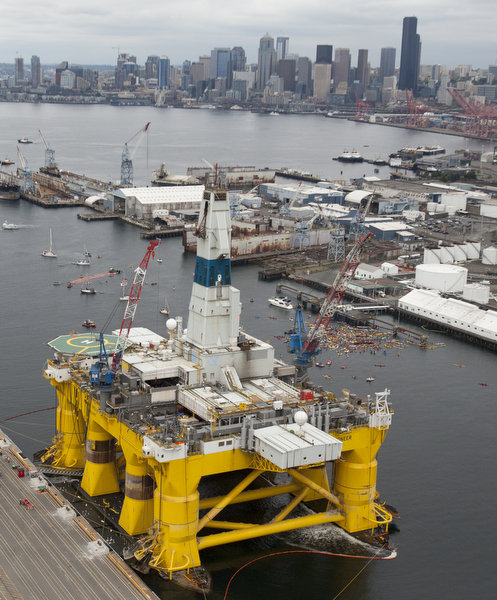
47;333;121;357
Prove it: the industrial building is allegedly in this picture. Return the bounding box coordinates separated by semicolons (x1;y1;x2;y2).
113;186;205;219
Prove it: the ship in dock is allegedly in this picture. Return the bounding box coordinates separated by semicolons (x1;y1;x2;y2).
38;188;396;591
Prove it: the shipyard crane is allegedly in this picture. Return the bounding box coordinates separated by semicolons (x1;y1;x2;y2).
16;146;34;194
292;230;372;381
90;239;160;385
120;122;151;185
38;129;57;171
349;189;375;241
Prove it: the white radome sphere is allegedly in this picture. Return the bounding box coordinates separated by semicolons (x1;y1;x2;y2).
166;318;177;331
294;411;308;427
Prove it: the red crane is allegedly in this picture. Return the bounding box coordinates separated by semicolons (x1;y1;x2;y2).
447;89;497;139
354;91;371;121
111;239;160;372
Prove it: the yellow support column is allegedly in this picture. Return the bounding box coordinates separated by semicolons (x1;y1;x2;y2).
81;417;119;497
148;459;201;574
333;427;386;533
45;380;86;469
119;439;154;536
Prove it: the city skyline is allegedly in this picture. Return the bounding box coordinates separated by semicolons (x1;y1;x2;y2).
2;1;496;69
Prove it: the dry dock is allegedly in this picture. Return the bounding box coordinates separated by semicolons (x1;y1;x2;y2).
0;428;158;600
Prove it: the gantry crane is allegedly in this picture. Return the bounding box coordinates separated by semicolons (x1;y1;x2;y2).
38;129;57;173
16;146;34;194
90;239;160;385
292;231;372;382
121;122;151;185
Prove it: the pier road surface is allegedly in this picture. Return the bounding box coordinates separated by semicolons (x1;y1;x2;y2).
0;430;158;600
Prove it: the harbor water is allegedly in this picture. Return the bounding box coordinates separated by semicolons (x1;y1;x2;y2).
0;104;495;600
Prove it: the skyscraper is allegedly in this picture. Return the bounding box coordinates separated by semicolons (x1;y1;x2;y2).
379;47;396;84
297;57;312;98
356;49;369;85
333;48;350;92
257;34;277;90
158;56;170;90
14;56;24;84
230;47;246;73
399;16;421;93
276;59;296;92
276;36;289;61
31;55;41;88
316;45;333;64
145;55;159;81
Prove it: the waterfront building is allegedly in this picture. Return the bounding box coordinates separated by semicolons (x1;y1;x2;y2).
399;16;421;93
379;47;396;85
210;48;231;81
257;34;277;90
31;55;41;88
115;186;204;219
158;56;170;90
60;70;76;89
316;45;333;64
276;36;290;61
333;48;350;93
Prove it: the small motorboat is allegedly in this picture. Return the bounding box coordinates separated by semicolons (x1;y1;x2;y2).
366;376;375;382
326;359;332;365
2;221;19;230
157;259;163;263
1;158;15;165
479;383;489;386
315;362;325;368
82;319;96;328
268;296;293;310
67;283;73;288
53;281;61;286
18;137;33;144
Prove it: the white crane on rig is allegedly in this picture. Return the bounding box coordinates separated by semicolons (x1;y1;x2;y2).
121;122;151;186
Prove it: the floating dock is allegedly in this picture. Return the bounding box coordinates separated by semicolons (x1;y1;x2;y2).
0;428;158;600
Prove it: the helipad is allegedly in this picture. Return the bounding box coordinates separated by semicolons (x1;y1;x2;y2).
47;333;121;357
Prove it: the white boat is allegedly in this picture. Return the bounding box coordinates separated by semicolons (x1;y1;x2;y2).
268;296;293;310
76;246;91;266
2;221;19;230
337;149;363;163
366;376;375;382
18;137;33;144
80;282;96;294
41;229;57;258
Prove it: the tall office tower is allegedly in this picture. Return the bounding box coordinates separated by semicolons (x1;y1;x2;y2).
14;56;24;84
158;56;170;90
297;56;313;97
399;16;421;93
379;47;396;83
257;34;277;90
210;48;230;79
313;63;332;101
276;36;289;61
316;45;333;64
276;59;296;92
55;61;68;87
145;56;159;80
231;47;246;73
333;48;350;92
356;49;369;86
198;55;211;80
31;55;41;88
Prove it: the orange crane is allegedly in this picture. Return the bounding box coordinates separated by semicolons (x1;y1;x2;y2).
447;89;497;138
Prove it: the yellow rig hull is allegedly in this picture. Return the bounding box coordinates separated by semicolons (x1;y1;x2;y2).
42;375;391;576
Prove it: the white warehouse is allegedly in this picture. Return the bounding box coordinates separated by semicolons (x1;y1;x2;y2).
116;186;205;219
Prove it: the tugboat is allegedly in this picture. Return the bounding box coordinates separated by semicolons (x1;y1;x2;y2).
18;137;33;144
82;319;96;328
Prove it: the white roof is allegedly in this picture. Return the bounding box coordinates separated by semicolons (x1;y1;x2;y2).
399;289;497;336
370;222;414;232
345;190;372;204
119;186;205;205
357;263;382;273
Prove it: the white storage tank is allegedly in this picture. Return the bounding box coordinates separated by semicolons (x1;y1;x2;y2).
464;241;481;259
415;264;468;292
451;243;467;262
439;245;455;264
423;247;441;264
482;246;497;265
462;283;490;304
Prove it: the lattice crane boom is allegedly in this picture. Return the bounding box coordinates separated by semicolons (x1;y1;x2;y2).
301;231;372;357
111;239;160;371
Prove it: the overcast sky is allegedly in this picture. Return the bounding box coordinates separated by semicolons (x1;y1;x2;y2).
3;0;496;69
